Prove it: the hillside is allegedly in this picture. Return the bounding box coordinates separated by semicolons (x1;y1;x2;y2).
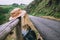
26;0;60;18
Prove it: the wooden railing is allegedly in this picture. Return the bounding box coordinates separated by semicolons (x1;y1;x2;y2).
0;16;25;40
0;19;19;40
0;13;37;40
0;14;42;40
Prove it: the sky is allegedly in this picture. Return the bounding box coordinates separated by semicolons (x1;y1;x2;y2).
0;0;34;5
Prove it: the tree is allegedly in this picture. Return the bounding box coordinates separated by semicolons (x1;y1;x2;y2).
12;3;19;7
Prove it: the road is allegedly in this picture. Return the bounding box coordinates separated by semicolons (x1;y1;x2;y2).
29;16;60;40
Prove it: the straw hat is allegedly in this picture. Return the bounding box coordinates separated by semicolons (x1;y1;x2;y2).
9;8;26;20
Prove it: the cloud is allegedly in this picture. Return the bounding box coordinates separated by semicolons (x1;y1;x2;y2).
0;0;33;5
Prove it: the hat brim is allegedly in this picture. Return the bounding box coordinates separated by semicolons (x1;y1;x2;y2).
9;10;26;20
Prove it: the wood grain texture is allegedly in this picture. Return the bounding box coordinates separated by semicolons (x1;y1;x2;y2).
0;19;19;40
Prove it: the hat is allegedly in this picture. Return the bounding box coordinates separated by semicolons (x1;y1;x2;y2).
9;8;26;20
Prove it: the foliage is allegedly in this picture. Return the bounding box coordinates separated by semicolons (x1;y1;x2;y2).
12;3;19;7
26;0;60;18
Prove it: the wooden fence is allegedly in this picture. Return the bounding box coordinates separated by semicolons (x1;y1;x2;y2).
0;15;24;40
0;14;37;40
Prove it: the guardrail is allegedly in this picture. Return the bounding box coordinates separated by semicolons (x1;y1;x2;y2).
0;17;23;40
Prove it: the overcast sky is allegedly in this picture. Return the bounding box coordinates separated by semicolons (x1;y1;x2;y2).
0;0;33;5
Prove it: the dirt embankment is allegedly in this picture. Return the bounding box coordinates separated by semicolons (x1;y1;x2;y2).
41;16;60;22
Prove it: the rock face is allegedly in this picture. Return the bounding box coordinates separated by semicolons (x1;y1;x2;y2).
26;0;60;18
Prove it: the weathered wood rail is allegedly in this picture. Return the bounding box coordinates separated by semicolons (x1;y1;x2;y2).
0;14;38;40
0;19;19;40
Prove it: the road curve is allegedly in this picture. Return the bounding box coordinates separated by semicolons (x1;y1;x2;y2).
29;16;60;40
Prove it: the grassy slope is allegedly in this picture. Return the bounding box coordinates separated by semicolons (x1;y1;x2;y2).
26;0;60;18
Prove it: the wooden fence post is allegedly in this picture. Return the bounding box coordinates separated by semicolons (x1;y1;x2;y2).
16;17;23;40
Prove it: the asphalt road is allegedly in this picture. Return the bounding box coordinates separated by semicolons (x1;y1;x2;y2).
29;16;60;40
